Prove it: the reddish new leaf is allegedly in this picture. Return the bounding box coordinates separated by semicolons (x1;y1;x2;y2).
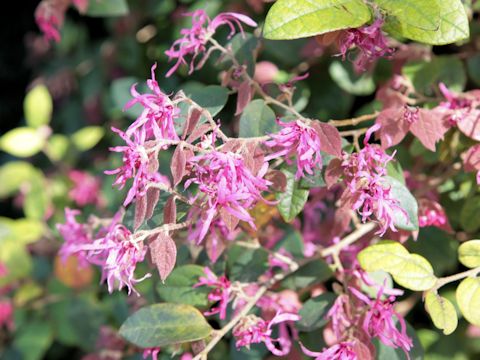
242;142;265;175
134;195;147;230
265;169;287;192
145;188;160;221
182;107;202;140
410;109;450;151
376;107;409;149
171;146;188;186
164;196;177;224
186;123;211;143
205;233;226;264
324;158;343;188
457;110;480;141
220;208;240;233
235;80;253;115
312;122;342;157
150;233;177;282
462;144;480;172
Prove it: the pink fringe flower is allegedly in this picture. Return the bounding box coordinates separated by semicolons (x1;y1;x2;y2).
265;120;322;180
143;348;161;360
341;125;407;235
57;208;93;267
300;342;357;360
350;287;413;356
185;151;270;243
165;10;257;77
35;0;66;42
0;300;14;331
194;267;232;320
68;170;102;207
125;64;179;142
233;312;300;356
339;19;393;72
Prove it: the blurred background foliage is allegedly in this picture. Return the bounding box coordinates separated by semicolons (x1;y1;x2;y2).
1;0;480;359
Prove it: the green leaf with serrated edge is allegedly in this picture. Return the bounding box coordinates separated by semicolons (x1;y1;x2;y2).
71;126;104;151
456;277;480;326
376;0;469;45
24;85;52;128
119;303;212;348
157;265;210;308
382;176;419;231
358;240;437;291
297;293;336;331
0;127;45;158
460;196;480;233
276;169;309;222
425;291;458;335
86;0;129;17
239;99;278;138
458;240;480;268
263;0;371;40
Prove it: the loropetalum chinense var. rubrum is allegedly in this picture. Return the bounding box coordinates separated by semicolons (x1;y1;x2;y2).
46;4;480;360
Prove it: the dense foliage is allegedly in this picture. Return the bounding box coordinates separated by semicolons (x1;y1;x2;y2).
2;0;480;359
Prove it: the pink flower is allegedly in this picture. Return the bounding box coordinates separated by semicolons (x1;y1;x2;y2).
143;348;161;360
105;127;166;206
0;300;14;331
57;208;93;267
68;170;102;207
438;82;474;124
165;10;257;77
418;199;449;229
339;19;393;72
350;287;413;357
326;294;353;340
233;312;300;356
125;64;179;142
194;267;232;320
300;342;357;360
341;125;407;235
35;0;66;42
185;151;270;243
265;120;322;180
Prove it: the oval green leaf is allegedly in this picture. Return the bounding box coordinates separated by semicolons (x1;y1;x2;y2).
276;169;309;222
71;126;104;151
358;240;437;291
0;127;46;158
119;303;213;348
456;277;480;326
382;176;419;231
425;291;458;335
458;240;480;269
264;0;371;40
239;99;278;138
297;293;336;331
86;0;129;17
24;85;53;128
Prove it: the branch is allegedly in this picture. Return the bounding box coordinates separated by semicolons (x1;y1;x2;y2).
432;266;480;292
320;222;376;257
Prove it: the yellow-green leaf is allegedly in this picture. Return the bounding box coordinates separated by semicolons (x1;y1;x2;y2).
263;0;371;40
24;85;53;128
0;127;46;158
46;134;69;161
0;161;37;198
425;291;458;335
357;240;437;291
71;126;104;151
0;217;44;245
458;240;480;268
456;277;480;326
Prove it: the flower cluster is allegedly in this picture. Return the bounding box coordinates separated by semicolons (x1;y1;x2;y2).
166;10;257;77
265;120;322;180
68;170;103;207
185;151;270;243
341;125;407;235
301;342;357;360
194;267;232;320
339;19;393;72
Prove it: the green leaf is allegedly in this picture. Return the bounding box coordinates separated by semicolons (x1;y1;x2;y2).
273;225;304;258
119;303;213;348
110;77;142;119
24;85;52;128
0;217;44;245
23;174;49;220
13;321;53;360
0;240;32;287
282;259;333;289
239;99;278;138
358;240;437;291
297;293;336;331
222;33;259;77
71;126;104;151
328;61;376;96
0;161;37;198
458;240;480;269
403;56;466;95
46;134;69;161
386;160;405;185
276;169;309;222
86;0;129;17
382;176;419;231
467;54;480;87
460;196;480;233
263;0;371;40
425;291;458;335
456;277;480;326
157;265;210;307
182;84;229;117
376;0;469;45
0;127;46;158
227;245;269;282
